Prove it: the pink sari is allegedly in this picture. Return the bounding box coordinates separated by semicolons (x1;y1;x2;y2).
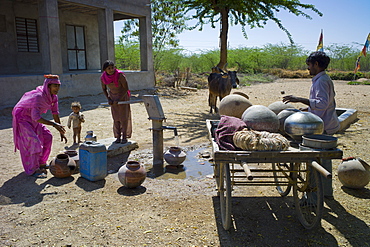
12;77;60;175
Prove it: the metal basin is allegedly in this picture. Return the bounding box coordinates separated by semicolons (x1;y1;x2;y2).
284;112;324;141
302;134;337;149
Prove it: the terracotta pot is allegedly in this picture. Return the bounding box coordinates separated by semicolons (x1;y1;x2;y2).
49;153;76;178
64;150;79;174
338;157;370;189
164;146;186;166
241;105;280;133
219;94;252;119
268;101;295;115
118;161;146;188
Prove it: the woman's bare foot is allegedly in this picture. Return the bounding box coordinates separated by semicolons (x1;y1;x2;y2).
32;169;47;178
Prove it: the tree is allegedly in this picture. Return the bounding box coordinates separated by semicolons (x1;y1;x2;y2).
119;1;191;57
183;0;322;69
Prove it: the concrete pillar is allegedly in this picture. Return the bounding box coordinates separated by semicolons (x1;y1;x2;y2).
139;16;154;72
38;0;63;74
98;8;115;67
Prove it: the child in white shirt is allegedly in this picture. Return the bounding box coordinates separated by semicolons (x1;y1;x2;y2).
67;101;85;144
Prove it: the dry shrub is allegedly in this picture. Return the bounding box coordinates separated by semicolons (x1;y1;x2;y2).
267;69;310;78
155;71;209;89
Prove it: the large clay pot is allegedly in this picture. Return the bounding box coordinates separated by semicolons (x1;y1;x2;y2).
164;146;187;166
284;112;324;141
338;157;370;189
118;161;147;188
268;101;295;115
219;94;252;118
241;105;279;132
49;153;76;178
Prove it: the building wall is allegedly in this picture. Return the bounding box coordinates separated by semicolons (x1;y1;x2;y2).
0;71;155;109
0;0;154;109
58;10;101;71
0;1;44;74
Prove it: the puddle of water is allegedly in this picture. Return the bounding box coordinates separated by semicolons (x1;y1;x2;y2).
153;147;214;180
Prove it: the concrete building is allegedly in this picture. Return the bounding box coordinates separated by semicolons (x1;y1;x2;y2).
0;0;154;109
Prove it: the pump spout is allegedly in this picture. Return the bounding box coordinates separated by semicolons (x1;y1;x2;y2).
162;126;178;136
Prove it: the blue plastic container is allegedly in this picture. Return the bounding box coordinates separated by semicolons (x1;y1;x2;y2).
79;141;107;181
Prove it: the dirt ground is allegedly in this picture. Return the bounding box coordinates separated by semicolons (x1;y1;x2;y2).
0;78;369;246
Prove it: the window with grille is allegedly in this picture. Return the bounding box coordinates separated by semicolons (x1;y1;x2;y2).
15;17;39;52
66;25;86;70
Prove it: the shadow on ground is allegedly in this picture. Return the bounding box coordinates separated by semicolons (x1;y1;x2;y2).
213;196;368;247
0;172;75;207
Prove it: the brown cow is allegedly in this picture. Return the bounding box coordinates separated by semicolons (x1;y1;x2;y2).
208;67;239;114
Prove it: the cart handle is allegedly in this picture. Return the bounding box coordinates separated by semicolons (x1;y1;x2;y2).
241;162;253;180
310;161;332;179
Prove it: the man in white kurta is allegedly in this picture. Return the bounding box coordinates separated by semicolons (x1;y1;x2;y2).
283;51;340;199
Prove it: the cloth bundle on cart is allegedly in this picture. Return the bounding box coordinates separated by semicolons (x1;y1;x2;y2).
233;129;290;151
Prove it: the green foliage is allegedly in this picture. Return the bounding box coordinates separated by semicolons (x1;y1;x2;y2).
261;43;308;70
239;73;276;86
115;42;370;79
153;49;185;71
118;0;191;52
115;42;140;70
184;0;322;43
328;71;356;80
115;0;326;70
183;0;322;67
347;80;370;85
328;71;370;81
325;44;359;71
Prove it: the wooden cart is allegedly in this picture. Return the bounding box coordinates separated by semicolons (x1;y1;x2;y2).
206;120;343;230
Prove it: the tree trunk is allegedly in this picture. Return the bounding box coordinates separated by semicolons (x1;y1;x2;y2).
217;7;229;70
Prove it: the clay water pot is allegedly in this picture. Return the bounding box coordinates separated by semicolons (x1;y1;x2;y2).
49;153;76;178
219;94;252;118
284;111;324;141
164;146;187;166
338;158;370;189
64;150;79;174
268;101;295;115
118;161;147;188
241;105;279;132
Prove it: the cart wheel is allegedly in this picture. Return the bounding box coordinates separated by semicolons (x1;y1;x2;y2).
273;163;292;197
219;163;232;230
293;162;323;230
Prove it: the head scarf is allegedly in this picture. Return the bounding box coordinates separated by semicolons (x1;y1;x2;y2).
14;75;61;114
101;68;124;88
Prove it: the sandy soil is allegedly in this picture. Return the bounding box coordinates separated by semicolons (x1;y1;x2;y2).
0;78;369;246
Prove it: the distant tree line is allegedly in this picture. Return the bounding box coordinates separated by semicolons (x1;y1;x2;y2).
115;42;370;78
116;1;368;80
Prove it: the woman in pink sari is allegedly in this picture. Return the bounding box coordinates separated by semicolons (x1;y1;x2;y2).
101;60;132;144
12;75;67;178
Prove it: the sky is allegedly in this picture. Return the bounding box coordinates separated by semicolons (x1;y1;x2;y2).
114;0;370;53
